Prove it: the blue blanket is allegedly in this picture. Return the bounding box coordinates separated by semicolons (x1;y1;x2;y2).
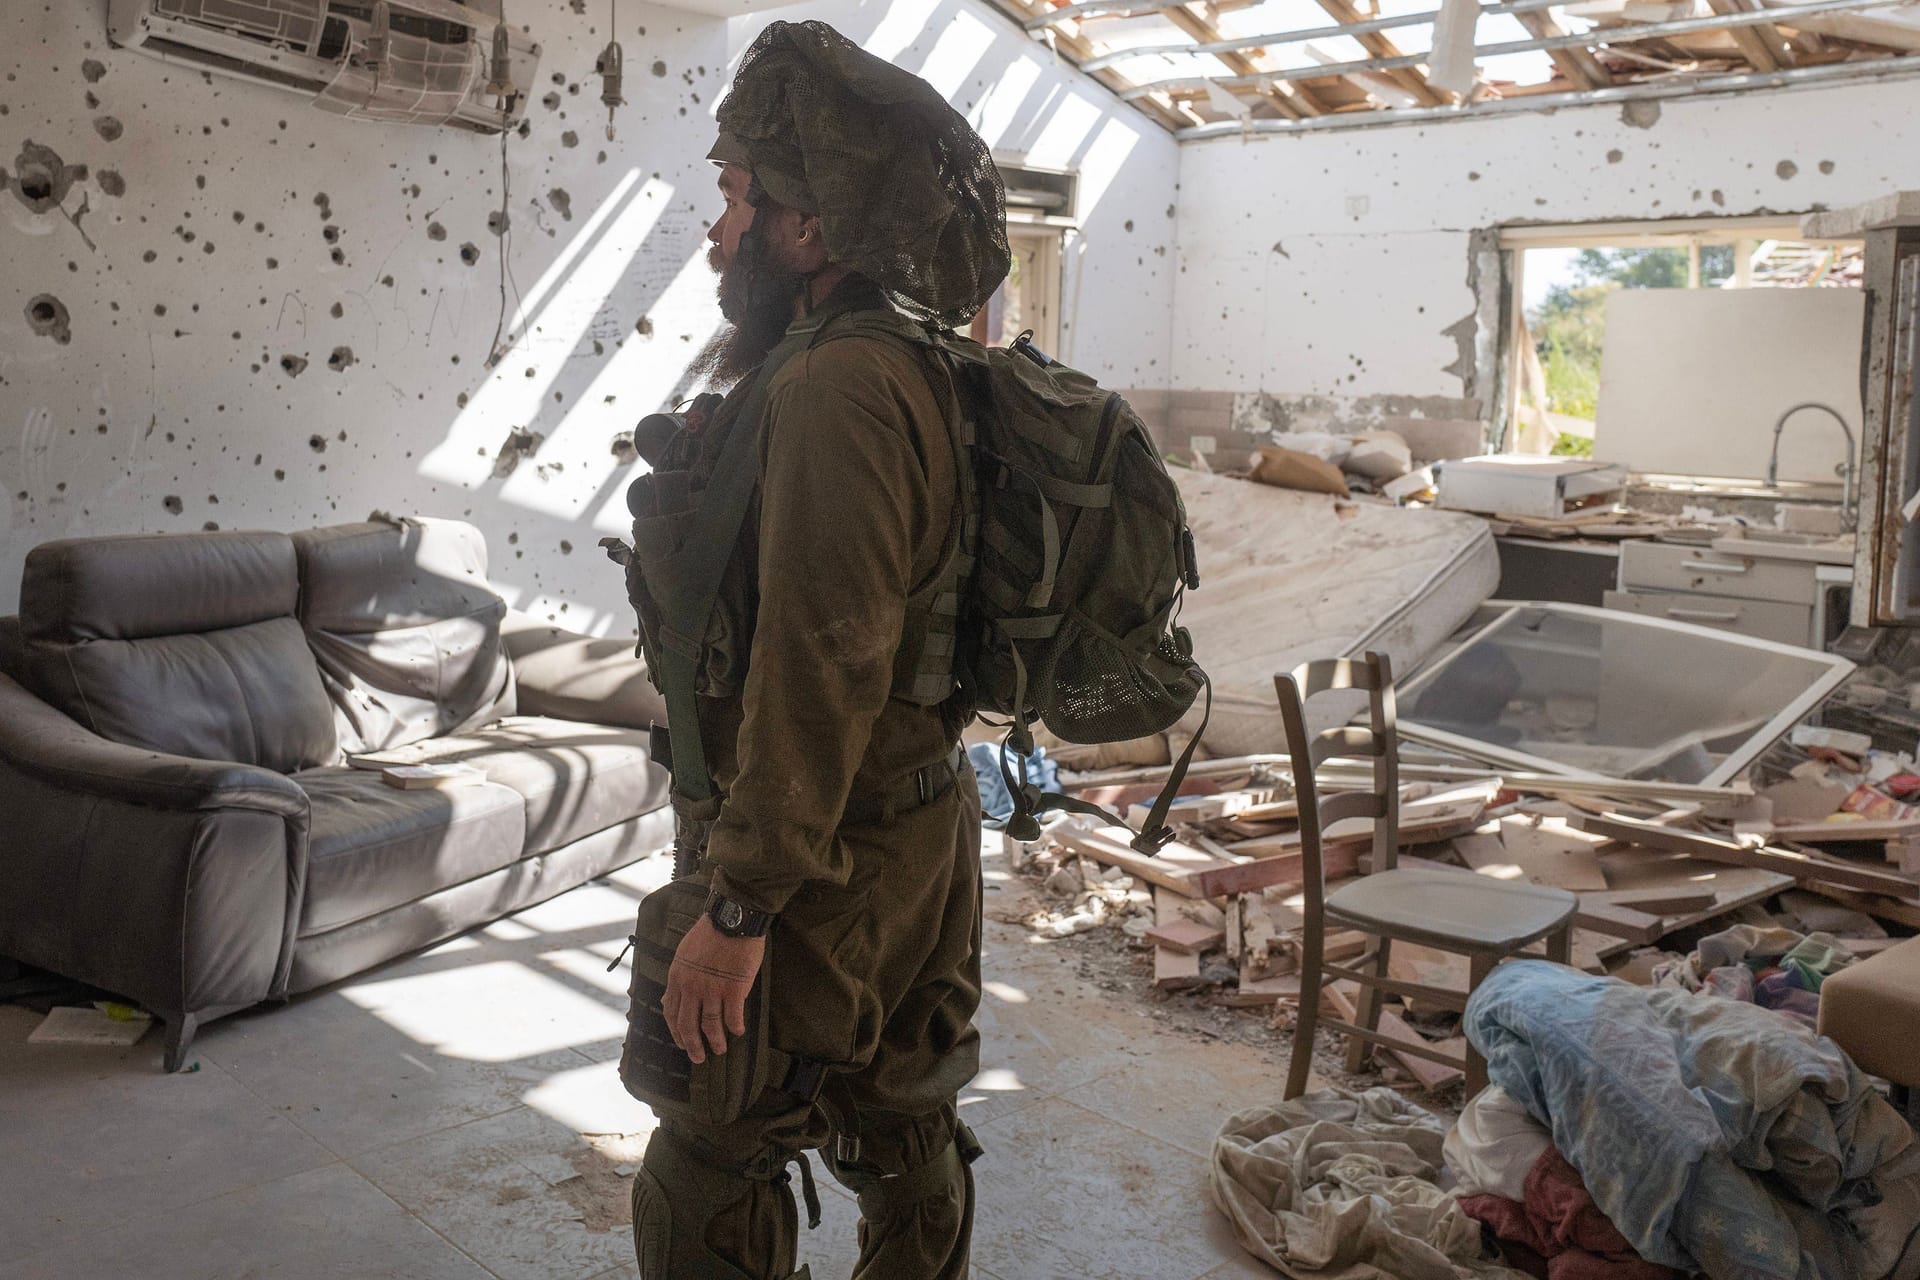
1463;961;1920;1280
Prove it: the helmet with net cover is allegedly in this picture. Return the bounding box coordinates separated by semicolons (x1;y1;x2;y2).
709;20;1010;329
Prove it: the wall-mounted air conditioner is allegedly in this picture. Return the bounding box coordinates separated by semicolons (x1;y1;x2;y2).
106;0;541;134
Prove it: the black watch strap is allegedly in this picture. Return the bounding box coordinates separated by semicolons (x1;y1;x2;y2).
706;891;775;938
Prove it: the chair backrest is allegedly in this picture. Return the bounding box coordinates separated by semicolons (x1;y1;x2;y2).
1272;653;1400;922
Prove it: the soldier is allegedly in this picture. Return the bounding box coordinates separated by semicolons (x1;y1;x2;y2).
624;20;1011;1280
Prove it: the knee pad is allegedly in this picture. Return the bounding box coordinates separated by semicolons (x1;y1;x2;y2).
632;1129;817;1280
836;1118;984;1224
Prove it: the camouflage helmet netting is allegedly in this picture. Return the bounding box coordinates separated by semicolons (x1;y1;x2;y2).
715;20;1011;329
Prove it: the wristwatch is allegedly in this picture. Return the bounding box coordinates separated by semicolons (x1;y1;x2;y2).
706;891;775;939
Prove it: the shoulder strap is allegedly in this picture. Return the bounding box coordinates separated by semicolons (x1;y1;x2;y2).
649;317;828;805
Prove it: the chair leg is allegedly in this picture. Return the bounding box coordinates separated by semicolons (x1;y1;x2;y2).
1344;937;1390;1075
1547;925;1572;966
1464;953;1496;1099
1285;961;1322;1101
162;1012;199;1074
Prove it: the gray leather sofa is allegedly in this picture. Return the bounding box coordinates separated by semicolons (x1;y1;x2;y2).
0;517;672;1070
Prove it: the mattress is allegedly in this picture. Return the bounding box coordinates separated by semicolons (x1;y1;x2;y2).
1170;470;1501;758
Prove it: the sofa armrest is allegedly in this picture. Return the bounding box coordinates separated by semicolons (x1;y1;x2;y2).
501;609;668;732
0;672;310;1026
0;673;308;817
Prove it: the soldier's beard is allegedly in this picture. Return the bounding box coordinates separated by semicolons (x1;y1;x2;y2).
695;236;803;390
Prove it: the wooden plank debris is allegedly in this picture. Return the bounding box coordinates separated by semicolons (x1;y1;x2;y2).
1575;813;1920;900
1322;983;1464;1091
1582;886;1720;914
1153;888;1205;990
1143;917;1225;955
1571;899;1667;944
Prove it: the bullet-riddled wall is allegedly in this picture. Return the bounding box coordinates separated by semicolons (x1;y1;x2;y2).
1164;78;1920;470
0;0;1178;624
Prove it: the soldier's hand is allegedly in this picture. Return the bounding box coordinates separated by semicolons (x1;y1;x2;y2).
663;915;766;1065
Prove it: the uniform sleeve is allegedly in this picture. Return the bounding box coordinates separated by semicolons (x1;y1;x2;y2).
702;358;927;914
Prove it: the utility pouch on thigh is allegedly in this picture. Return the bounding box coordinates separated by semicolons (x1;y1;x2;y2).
618;877;773;1127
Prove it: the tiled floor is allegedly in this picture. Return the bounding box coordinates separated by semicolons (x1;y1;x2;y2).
0;842;1294;1280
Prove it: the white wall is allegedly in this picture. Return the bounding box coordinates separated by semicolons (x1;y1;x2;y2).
1173;78;1920;423
0;0;1176;622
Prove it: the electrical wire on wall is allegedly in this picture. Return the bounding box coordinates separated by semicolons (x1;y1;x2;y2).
485;2;523;366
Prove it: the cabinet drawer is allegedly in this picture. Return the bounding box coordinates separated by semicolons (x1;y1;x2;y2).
1603;589;1814;647
1618;541;1819;605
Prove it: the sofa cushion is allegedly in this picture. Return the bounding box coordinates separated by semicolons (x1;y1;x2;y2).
1817;935;1920;1088
344;716;669;857
296;768;528;935
19;532;337;772
292;518;516;757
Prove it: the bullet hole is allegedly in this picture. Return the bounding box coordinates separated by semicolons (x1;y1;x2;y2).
542;92;562;111
266;257;279;269
460;242;480;266
93;116;124;142
82;59;107;83
635;315;654;337
611;431;639;463
274;469;286;481
208;494;220;505
204;241;216;254
1606;149;1623;164
568;82;581;95
11;141;75;214
428;221;447;241
1621;100;1661;130
154;304;167;317
203;522;221;532
329;247;345;265
561;130;579;148
1777;159;1799;180
85;92;100;111
314;191;332;219
597;150;607;164
327;345;355;372
282;354;309;377
1820;160;1836;175
1124;219;1134;232
492;428;545;478
457;392;470;408
163;495;183;514
516;119;531;139
322;224;340;244
381;275;394;287
329;302;344;319
25;294;71;344
409;184;420;198
143;249;157;263
487;211;508;236
1711;189;1726;206
1468;171;1481;181
309;433;327;452
560;540;573;554
548;187;572;221
195;174;207;190
570;0;586;10
652;60;667;77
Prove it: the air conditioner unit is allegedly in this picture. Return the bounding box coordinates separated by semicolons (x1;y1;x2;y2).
106;0;541;134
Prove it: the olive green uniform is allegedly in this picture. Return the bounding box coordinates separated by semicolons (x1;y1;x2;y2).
634;281;985;1280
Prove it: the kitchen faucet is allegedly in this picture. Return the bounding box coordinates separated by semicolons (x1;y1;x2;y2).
1765;401;1856;529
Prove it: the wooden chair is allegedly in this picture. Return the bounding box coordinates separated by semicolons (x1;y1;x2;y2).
1277;652;1578;1100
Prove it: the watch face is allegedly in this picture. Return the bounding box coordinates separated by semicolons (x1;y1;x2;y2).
716;899;745;931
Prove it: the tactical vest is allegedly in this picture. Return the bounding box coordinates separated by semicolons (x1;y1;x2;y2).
609;305;966;815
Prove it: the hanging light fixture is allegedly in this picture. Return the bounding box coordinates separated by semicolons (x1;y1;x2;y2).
598;0;625;141
485;20;516;103
364;0;392;74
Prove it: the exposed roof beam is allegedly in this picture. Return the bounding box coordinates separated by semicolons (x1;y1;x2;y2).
1177;42;1920;136
1161;2;1331;116
988;0;1191;130
1120;0;1898;99
1516;8;1615;88
1074;0;1572;63
1704;0;1790;71
1314;0;1450;106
